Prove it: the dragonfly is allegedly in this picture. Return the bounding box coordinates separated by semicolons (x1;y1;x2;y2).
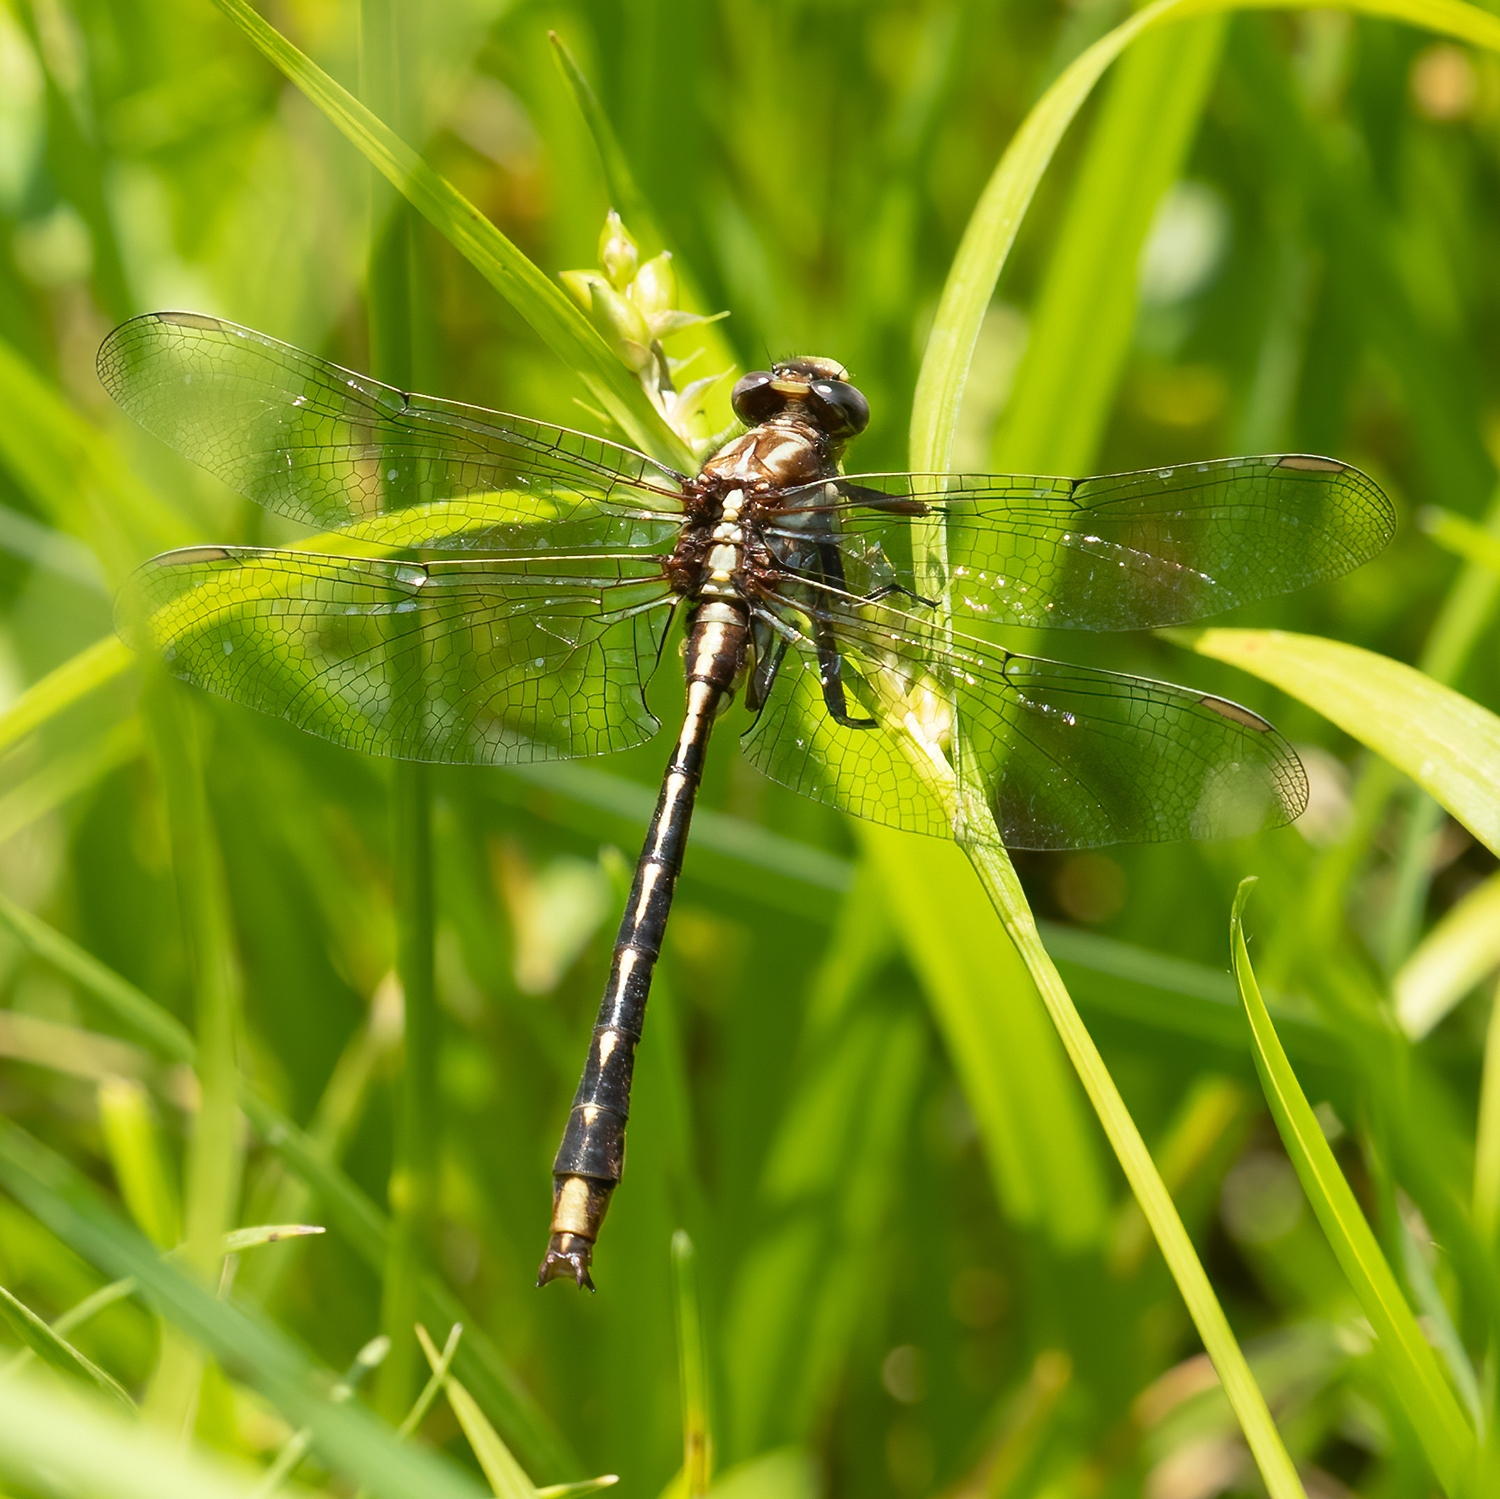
99;311;1394;1290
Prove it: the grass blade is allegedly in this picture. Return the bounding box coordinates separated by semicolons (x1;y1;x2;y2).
0;1283;135;1412
0;1374;265;1499
909;0;1500;474
1422;505;1500;579
399;1323;462;1440
671;1231;712;1496
993;15;1227;473
962;834;1307;1499
208;0;691;472
1394;871;1500;1039
1185;629;1500;858
96;1076;180;1251
416;1323;537;1499
1475;977;1500;1247
0;635;132;757
0;1118;497;1499
1230;879;1475;1492
0;896;577;1477
862;827;1106;1249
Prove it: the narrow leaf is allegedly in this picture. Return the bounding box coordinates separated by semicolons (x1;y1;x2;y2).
0;1374;267;1499
671;1232;712;1496
0;636;132;758
964;837;1306;1499
1422;505;1500;577
1231;879;1475;1492
417;1323;537;1499
209;0;691;472
0;900;575;1476
0;1283;135;1412
97;1076;180;1250
400;1324;462;1440
536;1480;619;1498
1394;871;1500;1039
910;0;1500;473
863;828;1107;1248
0;1119;497;1499
1187;629;1500;857
223;1225;325;1253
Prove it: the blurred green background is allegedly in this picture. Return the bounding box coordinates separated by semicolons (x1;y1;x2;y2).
0;0;1498;1496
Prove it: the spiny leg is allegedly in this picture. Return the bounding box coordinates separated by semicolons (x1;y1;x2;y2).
813;538;876;729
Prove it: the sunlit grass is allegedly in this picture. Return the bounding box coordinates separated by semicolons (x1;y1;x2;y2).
0;0;1497;1496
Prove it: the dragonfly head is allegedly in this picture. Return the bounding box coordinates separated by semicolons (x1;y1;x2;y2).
732;358;871;442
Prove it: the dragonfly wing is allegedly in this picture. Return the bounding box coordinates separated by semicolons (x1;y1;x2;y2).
950;651;1308;849
120;546;676;764
775;456;1393;630
98;312;686;547
738;613;956;840
741;607;1306;849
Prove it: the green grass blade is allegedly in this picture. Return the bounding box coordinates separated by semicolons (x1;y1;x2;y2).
1186;629;1500;858
671;1231;712;1496
416;1323;537;1499
1230;880;1475;1492
145;687;242;1290
548;33;659;255
993;15;1227;474
0;336;189;573
963;837;1307;1499
222;1225;324;1253
1422;505;1500;579
0;717;142;846
0;1282;135;1412
0;635;132;757
1394;871;1500;1039
208;0;692;472
548;34;736;396
0;1374;267;1499
862;827;1107;1249
909;0;1500;472
0;1118;497;1499
96;1076;180;1251
1475;978;1500;1247
536;1480;619;1499
0;896;576;1476
399;1323;461;1440
52;1278;140;1338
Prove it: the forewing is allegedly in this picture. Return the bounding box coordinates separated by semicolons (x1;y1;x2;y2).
741;606;1307;849
119;547;676;764
98;312;686;547
773;455;1393;630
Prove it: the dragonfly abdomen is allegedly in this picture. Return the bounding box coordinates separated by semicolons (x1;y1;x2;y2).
539;602;748;1290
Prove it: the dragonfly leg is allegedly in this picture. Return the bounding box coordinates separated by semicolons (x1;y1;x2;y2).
813;539;876;728
539;602;747;1289
862;582;938;609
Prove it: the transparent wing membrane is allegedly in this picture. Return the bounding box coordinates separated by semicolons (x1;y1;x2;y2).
98;312;686;547
119;546;676;764
773;455;1394;632
741;598;1308;850
102;312;1387;846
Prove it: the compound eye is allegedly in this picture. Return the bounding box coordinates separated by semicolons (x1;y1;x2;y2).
807;379;870;438
731;371;782;425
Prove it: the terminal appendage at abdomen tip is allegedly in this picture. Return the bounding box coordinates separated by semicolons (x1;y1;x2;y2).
536;1173;615;1291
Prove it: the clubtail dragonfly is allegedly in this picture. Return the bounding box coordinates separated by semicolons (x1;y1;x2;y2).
99;311;1393;1290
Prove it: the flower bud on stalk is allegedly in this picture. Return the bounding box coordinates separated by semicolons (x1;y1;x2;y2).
599;210;639;290
564;211;732;454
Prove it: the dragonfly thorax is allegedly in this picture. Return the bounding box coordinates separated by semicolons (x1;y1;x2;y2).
697;418;832;491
